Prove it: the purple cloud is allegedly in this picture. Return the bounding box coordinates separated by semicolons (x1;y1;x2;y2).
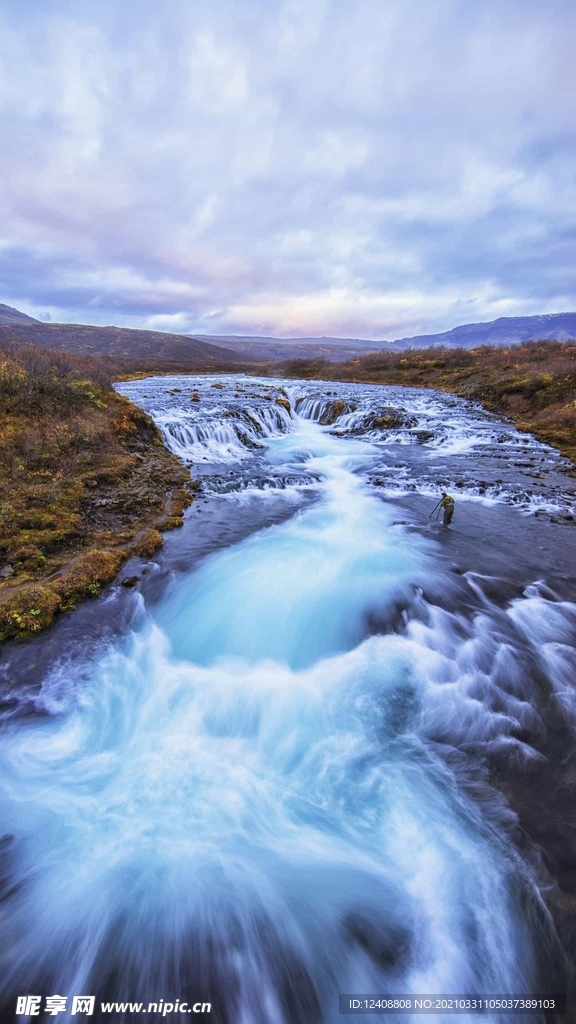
1;0;575;338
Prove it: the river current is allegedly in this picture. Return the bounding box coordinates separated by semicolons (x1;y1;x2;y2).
1;375;576;1023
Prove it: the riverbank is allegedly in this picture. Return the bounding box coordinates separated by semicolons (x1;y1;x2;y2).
0;344;196;643
273;340;576;469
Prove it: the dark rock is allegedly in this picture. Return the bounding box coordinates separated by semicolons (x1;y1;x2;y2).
236;429;265;450
318;400;357;425
415;429;435;443
121;576;141;587
349;407;417;433
367;408;412;430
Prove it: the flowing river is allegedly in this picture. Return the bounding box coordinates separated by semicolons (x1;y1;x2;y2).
1;375;576;1023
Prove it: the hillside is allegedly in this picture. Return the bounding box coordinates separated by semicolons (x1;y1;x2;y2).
0;317;383;364
188;312;576;359
198;313;576;358
0;341;196;643
195;335;381;360
0;321;250;369
2;307;576;364
0;303;41;325
198;335;384;362
392;312;576;350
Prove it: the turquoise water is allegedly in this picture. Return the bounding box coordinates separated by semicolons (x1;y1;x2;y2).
0;383;572;1022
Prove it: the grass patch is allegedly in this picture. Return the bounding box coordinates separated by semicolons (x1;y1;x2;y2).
0;341;196;642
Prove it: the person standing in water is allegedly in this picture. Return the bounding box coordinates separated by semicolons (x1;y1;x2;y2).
440;492;455;525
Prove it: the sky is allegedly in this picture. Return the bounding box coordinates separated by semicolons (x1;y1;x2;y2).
0;0;575;340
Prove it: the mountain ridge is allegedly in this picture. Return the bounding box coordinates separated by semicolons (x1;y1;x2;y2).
201;312;576;357
0;303;41;325
1;306;575;364
391;311;576;350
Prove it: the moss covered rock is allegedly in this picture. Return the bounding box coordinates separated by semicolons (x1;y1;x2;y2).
0;583;61;641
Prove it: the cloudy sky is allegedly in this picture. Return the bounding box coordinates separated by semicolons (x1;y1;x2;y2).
1;0;575;340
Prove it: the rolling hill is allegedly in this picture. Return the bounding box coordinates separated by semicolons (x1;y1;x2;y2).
196;335;384;362
0;318;249;369
0;303;41;325
1;305;575;367
194;313;576;359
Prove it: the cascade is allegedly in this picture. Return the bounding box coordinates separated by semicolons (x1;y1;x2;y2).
0;375;574;1022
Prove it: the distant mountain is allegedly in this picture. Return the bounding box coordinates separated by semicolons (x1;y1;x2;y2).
197;313;576;359
0;321;250;369
0;303;41;325
391;312;576;350
198;335;384;362
2;305;575;367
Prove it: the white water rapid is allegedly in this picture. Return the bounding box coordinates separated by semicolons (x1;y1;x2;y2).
1;376;574;1023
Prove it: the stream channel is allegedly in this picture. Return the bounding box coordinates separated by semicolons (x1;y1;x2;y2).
1;375;576;1023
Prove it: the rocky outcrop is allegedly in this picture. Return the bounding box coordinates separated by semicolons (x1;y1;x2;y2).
364;407;415;430
346;406;417;434
318;400;357;425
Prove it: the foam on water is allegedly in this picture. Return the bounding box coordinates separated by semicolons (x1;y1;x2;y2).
158;421;430;670
0;377;574;1021
116;375;576;517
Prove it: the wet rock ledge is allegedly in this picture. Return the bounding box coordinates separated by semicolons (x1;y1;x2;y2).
0;346;198;644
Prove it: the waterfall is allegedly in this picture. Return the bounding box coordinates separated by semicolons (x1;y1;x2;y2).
0;375;573;1022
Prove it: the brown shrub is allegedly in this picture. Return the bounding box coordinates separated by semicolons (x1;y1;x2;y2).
55;549;126;602
160;516;184;529
133;529;164;558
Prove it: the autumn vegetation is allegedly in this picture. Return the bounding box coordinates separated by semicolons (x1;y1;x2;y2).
2;332;575;643
0;341;195;643
275;340;576;467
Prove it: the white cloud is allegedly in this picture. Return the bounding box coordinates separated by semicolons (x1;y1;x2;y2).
188;31;249;115
304;131;369;178
0;0;575;337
